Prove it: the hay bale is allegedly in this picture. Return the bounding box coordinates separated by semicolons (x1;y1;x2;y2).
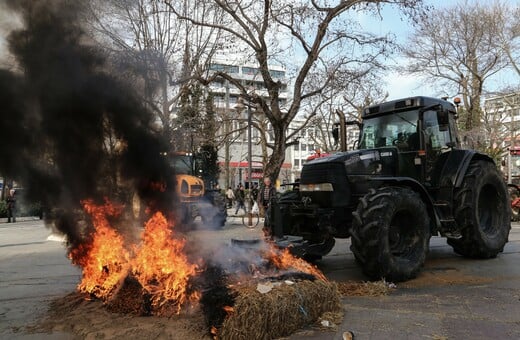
106;276;150;315
337;280;395;297
219;280;341;340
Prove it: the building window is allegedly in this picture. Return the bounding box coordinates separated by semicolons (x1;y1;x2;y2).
270;70;285;78
294;159;300;167
294;143;299;150
301;144;307;151
242;66;259;75
209;63;239;74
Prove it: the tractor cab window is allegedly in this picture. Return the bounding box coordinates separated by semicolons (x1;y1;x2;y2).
359;110;418;151
422;110;452;151
171;155;194;175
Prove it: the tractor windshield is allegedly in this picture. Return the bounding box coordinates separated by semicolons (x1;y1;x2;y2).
170;155;194;175
359;110;419;150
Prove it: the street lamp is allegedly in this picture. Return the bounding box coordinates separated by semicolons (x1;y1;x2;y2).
235;96;253;227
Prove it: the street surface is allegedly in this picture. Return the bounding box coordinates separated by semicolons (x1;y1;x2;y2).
1;213;520;339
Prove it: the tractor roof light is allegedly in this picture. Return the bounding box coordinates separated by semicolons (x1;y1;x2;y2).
453;97;461;107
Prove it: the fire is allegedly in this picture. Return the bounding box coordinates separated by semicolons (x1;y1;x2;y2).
69;199;130;300
223;305;234;314
70;199;198;314
69;198;326;321
132;212;199;313
149;181;167;192
268;247;327;281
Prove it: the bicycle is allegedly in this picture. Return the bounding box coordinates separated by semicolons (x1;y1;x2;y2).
241;211;261;228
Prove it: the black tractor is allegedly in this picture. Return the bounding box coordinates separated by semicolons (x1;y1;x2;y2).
271;96;511;282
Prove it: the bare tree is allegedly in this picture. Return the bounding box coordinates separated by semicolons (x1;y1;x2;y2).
496;4;520;80
166;0;423;181
304;74;388;154
401;0;512;136
87;0;224;148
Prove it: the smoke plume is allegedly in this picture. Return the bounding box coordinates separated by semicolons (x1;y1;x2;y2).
0;0;176;247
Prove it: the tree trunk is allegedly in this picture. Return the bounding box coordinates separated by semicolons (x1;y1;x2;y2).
263;122;286;182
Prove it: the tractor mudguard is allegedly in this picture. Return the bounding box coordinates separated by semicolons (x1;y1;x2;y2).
368;176;440;232
429;149;494;189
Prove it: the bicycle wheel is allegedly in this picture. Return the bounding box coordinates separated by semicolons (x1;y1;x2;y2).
242;213;259;228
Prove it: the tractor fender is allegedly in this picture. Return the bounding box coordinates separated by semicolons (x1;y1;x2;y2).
431;149;494;189
452;150;495;188
369;176;441;232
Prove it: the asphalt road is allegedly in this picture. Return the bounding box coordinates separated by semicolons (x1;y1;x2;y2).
1;215;519;339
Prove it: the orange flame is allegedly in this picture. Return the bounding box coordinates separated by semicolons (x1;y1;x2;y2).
210;326;218;338
268;247;327;281
223;305;234;314
132;212;199;313
69;199;130;300
149;181;167;192
71;200;198;314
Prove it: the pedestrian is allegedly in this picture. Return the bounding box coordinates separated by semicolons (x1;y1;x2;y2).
234;183;247;215
225;186;235;208
257;177;276;237
6;189;16;223
250;183;259;207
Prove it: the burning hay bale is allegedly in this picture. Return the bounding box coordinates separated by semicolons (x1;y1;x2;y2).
217;278;342;340
58;199;344;339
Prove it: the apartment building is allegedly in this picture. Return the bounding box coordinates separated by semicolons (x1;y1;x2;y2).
208;60;356;188
484;92;520;181
208;61;292;188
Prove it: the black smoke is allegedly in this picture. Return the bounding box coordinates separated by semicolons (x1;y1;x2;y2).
0;0;176;248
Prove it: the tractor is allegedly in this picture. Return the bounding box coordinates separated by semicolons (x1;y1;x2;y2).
271;96;511;282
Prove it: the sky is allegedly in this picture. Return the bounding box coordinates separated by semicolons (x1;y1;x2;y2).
364;0;519;100
1;0;517;100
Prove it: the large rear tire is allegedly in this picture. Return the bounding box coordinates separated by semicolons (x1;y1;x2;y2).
350;186;431;282
448;160;510;258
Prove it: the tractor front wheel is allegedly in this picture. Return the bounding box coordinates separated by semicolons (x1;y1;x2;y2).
350;186;431;282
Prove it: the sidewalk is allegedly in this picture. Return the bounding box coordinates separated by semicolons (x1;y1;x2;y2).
0;216;42;224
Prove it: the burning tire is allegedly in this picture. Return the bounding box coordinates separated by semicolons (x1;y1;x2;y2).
350;186;430;282
449;160;510;258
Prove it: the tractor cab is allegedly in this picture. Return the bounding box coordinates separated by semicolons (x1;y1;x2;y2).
358;97;459;183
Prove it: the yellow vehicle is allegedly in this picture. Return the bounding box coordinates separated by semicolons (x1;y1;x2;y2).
170;152;226;227
131;151;226;227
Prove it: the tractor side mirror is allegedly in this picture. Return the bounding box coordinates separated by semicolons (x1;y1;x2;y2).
437;108;449;131
436;108;449;126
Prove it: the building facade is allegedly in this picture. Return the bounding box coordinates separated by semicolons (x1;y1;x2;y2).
208;61;291;189
208;60;359;189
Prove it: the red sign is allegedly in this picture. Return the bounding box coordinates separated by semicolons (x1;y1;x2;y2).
250;172;263;179
511;147;520;156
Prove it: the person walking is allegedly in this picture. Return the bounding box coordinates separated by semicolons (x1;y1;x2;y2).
234;183;247;215
6;189;16;223
257;177;276;237
225;186;235;209
250;183;259;207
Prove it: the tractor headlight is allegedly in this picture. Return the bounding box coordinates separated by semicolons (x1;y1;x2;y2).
300;183;334;192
